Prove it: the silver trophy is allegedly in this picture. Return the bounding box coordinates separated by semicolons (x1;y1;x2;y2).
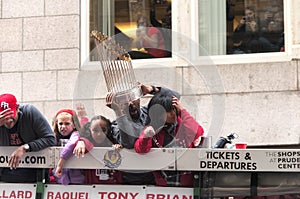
91;30;142;104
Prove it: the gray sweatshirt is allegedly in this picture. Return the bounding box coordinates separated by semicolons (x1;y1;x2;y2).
0;104;56;150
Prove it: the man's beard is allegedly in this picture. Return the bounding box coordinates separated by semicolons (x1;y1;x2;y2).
4;118;17;129
128;104;140;121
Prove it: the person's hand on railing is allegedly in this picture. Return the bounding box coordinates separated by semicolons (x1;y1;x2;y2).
112;144;123;150
8;145;26;169
73;140;86;158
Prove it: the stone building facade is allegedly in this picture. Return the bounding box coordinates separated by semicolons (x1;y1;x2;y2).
0;0;300;146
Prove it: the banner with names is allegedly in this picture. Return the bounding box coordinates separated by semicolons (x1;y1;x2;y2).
0;183;36;199
43;184;193;199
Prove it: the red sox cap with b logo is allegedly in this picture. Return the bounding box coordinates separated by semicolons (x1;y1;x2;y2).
0;94;18;117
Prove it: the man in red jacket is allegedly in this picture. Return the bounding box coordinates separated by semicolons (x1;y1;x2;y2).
134;93;204;186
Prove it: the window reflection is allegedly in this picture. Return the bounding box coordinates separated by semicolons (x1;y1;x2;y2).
198;0;284;56
228;1;284;54
89;0;284;59
90;0;172;61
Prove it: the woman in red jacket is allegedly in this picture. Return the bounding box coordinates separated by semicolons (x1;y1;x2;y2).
134;93;204;186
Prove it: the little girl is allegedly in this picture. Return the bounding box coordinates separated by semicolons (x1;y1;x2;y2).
53;109;85;185
74;115;123;184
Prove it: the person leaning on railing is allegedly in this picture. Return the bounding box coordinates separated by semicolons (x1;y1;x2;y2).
73;115;123;184
0;93;56;183
134;93;204;187
74;83;180;185
51;109;85;185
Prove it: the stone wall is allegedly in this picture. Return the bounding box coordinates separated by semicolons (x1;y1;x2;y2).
0;0;80;124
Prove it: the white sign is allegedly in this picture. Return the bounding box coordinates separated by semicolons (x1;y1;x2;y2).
0;183;36;199
146;187;193;199
44;184;92;199
0;147;54;168
90;185;146;199
44;184;194;199
2;146;300;172
64;147;176;171
177;148;300;172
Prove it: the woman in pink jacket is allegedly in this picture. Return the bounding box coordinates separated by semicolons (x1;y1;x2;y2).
134;93;204;186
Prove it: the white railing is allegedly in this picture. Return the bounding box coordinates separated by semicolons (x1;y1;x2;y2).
1;147;300;199
1;147;299;172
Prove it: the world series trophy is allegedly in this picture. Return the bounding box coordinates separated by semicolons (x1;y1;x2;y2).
91;30;142;104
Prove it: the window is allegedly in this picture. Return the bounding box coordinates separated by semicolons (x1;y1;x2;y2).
89;0;172;61
83;0;287;66
198;0;284;56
